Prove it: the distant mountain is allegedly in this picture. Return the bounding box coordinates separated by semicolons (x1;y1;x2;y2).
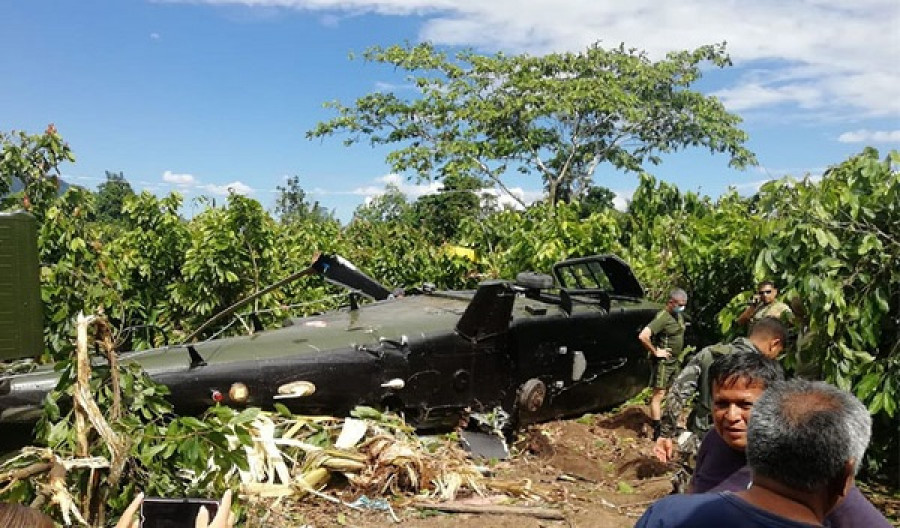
7;177;72;194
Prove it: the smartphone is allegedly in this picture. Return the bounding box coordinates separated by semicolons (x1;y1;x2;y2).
140;497;219;528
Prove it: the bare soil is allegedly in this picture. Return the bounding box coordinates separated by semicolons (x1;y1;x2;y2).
244;405;677;527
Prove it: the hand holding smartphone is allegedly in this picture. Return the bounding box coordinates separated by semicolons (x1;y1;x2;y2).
115;489;234;528
140;497;220;528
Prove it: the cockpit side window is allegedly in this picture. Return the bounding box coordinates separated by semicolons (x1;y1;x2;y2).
556;262;612;291
552;255;644;298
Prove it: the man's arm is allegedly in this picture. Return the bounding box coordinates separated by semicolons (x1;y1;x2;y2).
654;354;703;462
735;304;757;326
660;356;702;437
639;326;670;359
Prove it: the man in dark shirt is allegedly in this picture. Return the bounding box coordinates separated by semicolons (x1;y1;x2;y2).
638;288;687;440
637;378;890;527
654;318;787;493
690;352;784;493
688;356;890;527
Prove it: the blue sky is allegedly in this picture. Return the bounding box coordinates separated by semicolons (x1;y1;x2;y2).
2;0;898;221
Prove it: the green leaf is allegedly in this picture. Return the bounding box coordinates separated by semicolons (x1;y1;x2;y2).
47;420;70;446
882;392;896;417
855;373;881;397
873;289;889;312
235;428;252;446
233;407;260;425
162;442;179;459
180;417;206;430
868;392;885;414
857;234;881;254
616;481;635;494
141;443;168;460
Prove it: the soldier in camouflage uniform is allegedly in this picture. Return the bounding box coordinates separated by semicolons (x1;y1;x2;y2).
736;280;794;328
737;280;817;379
654;318;787;492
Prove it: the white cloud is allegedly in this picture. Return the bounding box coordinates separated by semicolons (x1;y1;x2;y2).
351;173;442;199
479;186;544;210
200;181;255;196
162;170;196;186
136;179;166;192
374;81;414;92
176;0;900;119
349;172;545;209
150;32;160;40
732;178;774;193
711;82;824;113
733;167;826;192
318;14;341;27
65;174;104;184
753;165;827;178
161;171;255;196
611;190;630;212
837;129;900;144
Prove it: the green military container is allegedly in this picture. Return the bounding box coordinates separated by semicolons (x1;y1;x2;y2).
0;211;43;360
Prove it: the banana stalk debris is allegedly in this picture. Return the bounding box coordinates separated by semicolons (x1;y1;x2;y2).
237;406;540;508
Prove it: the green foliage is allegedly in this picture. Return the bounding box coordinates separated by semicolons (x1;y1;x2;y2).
96;192;189;350
343;216;474;290
93;171;135;223
470;202;623;278
576;185;617;217
2;124;898;488
309;41;755;206
412;174;486;242
13;345;251;525
750;149;899;406
274;175;336;224
37;189;117;358
352;183;412;224
171;194;283;333
0;125;75;220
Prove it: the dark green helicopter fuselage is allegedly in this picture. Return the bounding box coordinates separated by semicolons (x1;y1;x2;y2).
0;218;661;433
1;281;658;430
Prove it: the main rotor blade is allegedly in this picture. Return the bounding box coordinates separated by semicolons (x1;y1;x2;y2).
181;265;317;345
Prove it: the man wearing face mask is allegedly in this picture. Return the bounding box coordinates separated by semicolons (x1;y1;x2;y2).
638;288;688;440
737;280;793;328
654;318;787;491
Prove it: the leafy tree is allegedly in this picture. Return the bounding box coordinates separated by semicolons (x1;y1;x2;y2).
412;173;484;241
309;42;756;207
171;194;282;332
458;201;622;280
352;183;411;224
94;171;135;223
0;125;74;220
574;185;617;218
274;175;334;224
621;173;709;251
104;192;190;345
644;190;754;344
37;188;116;358
717;149;899;479
749;149;899;405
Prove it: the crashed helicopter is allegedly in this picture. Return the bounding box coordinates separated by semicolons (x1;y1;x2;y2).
0;211;661;434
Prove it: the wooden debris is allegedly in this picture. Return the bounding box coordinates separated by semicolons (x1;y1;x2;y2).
412;501;566;520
